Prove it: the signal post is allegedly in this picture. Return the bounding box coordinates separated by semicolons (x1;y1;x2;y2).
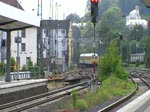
91;0;99;73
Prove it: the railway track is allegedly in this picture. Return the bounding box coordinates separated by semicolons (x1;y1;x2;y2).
0;80;89;112
97;68;150;112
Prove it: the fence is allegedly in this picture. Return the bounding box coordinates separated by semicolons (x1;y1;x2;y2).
11;71;31;80
0;66;42;80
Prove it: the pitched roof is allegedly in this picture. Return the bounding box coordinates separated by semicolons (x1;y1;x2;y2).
0;0;24;10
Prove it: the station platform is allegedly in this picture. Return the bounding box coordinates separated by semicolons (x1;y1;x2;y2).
0;79;48;105
117;90;150;112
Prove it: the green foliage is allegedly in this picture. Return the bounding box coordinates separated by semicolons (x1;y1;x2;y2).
121;40;130;63
81;21;93;39
129;40;137;54
135;60;140;67
39;66;45;78
21;65;28;71
118;0;150;15
76;100;88;111
27;57;33;67
71;90;77;109
11;57;16;72
144;37;150;68
74;76;135;111
66;13;81;23
27;57;34;76
101;75;135;96
27;57;39;78
129;25;145;42
99;6;125;48
0;62;6;76
98;39;128;81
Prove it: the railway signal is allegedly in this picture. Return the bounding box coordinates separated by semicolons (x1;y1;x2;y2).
91;0;99;22
90;0;99;73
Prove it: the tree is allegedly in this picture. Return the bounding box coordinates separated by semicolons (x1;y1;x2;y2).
0;62;5;75
81;21;93;39
66;13;81;23
82;12;91;22
72;25;81;64
98;0;114;18
98;39;128;81
27;57;34;77
118;0;150;15
98;6;125;49
140;37;150;67
129;40;137;54
129;25;145;41
121;40;130;63
11;57;16;72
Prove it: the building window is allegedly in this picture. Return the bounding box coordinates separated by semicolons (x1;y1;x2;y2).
21;29;26;38
21;43;26;51
61;30;65;34
61;39;65;46
62;51;65;56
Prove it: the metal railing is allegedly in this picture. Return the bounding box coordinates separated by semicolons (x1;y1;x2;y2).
0;66;42;80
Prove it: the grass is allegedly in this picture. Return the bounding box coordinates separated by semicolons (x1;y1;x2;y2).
47;81;65;90
128;64;145;68
61;75;135;112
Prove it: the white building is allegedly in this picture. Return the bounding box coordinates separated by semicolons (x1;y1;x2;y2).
0;28;38;68
11;28;37;68
0;31;6;63
126;6;148;29
41;20;73;73
0;0;40;68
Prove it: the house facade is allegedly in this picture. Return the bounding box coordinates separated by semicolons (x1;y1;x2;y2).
0;0;39;68
0;31;6;63
40;20;73;73
11;28;37;68
126;6;148;29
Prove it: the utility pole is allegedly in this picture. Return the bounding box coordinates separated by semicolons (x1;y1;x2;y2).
16;0;21;80
37;0;42;19
91;0;98;73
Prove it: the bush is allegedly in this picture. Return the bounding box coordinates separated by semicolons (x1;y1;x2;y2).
76;100;88;111
135;60;140;67
22;65;28;71
11;57;16;72
98;39;128;81
71;90;77;109
0;62;6;76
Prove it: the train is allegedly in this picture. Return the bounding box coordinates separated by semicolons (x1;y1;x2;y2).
79;53;99;67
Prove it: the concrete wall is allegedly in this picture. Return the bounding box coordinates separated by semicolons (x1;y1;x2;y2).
0;80;48;105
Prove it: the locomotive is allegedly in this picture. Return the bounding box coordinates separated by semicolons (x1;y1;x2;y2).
79;53;99;67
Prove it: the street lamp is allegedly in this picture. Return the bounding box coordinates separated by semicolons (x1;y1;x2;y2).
15;36;21;80
15;0;21;80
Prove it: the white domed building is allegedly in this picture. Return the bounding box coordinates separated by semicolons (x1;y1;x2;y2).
126;6;148;29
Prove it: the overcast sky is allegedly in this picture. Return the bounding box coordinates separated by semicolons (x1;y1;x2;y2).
19;0;87;19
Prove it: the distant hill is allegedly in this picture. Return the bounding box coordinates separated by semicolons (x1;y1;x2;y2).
118;0;150;16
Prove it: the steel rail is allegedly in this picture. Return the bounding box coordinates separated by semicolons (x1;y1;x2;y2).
98;68;150;112
0;80;89;110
